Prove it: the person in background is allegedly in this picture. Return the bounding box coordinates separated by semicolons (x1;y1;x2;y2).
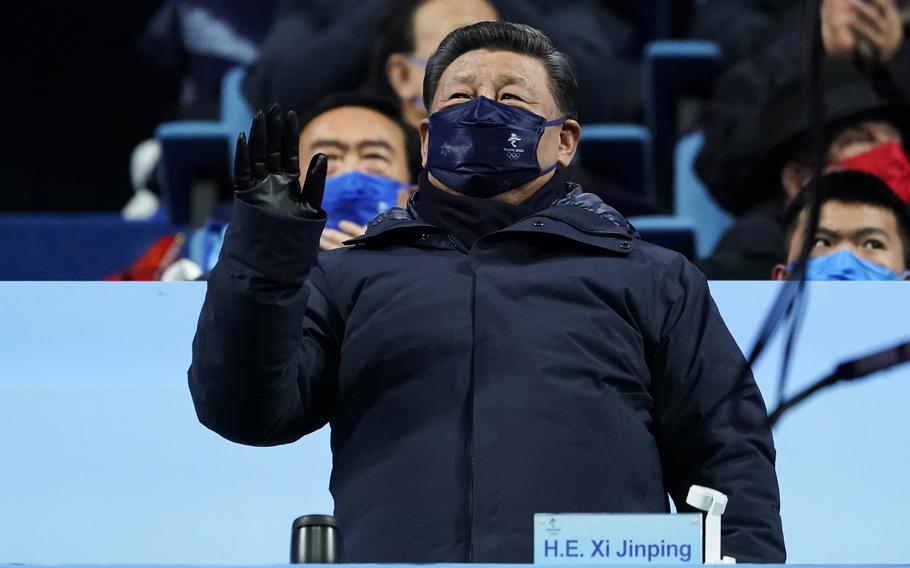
246;0;642;123
697;58;910;279
371;0;642;127
695;0;910;218
297;93;420;249
371;0;498;128
692;0;908;88
773;170;910;280
166;92;419;278
138;0;278;120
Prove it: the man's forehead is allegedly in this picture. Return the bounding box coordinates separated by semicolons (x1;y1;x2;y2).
440;50;546;85
301;106;404;147
807;200;900;233
835;119;901;136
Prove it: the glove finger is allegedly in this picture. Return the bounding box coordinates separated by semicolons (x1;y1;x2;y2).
233;132;253;192
282;110;301;176
248;110;268;180
266;103;283;173
302;153;328;210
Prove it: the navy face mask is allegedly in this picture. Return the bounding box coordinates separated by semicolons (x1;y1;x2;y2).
425;96;565;197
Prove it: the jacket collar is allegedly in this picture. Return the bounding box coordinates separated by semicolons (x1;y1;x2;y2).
345;183;639;255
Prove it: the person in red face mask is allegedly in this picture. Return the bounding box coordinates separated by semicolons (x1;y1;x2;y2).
778;119;910;204
695;59;910;280
827;122;910;203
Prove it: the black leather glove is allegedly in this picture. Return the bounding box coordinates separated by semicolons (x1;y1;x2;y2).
234;103;328;218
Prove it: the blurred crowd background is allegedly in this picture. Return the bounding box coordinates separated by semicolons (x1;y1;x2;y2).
1;0;908;282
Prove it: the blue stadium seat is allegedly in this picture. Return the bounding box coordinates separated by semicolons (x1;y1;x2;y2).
674;131;733;257
577;124;654;201
0;214;174;280
154;66;252;224
643;40;722;210
154;121;234;225
220;66;254;163
629;215;697;260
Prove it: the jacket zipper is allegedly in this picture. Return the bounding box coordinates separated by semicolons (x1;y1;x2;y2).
464;235;475;560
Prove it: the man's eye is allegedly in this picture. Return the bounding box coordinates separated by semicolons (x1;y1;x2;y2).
324;153;342;161
449;93;471;100
863;239;885;250
500;93;523;101
813;237;831;248
363;153;390;163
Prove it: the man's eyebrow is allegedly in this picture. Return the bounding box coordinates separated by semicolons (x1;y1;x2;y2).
495;72;530;88
356;139;394;152
813;226;893;240
813;227;841;238
850;227;892;239
448;71;476;84
310;139;347;150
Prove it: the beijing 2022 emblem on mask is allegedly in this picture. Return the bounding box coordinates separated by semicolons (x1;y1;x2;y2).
505;132;524;160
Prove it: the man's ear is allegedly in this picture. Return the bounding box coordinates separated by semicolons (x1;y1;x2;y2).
557;119;582;167
781;161;811;199
771;263;791;281
386;54;414;100
419;118;430;167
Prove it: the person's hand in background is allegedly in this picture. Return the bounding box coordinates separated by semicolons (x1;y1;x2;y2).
234;103;327;218
823;0;904;63
320;221;366;250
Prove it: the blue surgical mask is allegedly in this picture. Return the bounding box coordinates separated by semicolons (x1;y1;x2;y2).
790;249;908;281
322;171;407;229
425;96;565;197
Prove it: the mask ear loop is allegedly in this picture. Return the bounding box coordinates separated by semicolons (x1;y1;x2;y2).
534;118;568;176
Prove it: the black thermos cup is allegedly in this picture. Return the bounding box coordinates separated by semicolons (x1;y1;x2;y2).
290;514;341;563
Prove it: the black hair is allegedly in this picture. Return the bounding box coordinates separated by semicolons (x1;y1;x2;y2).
782;170;910;266
423;21;579;119
298;91;422;183
784;112;902;166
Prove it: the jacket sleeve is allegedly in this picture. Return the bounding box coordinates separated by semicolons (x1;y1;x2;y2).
188;198;343;446
649;259;786;563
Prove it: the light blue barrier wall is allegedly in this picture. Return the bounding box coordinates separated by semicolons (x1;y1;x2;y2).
0;282;908;564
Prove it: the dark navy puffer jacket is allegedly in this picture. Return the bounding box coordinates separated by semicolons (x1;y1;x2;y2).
189;185;786;563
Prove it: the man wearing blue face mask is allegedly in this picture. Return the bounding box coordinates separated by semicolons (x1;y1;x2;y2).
190;22;785;563
296;92;419;249
772;170;910;281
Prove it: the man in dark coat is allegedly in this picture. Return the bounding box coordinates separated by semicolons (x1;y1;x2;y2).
189;22;786;564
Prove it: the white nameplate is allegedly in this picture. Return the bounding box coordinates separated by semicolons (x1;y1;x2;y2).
533;513;703;564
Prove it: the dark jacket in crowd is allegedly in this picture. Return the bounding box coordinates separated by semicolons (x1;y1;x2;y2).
243;0;640;122
690;0;799;65
695;1;910;216
189;178;785;563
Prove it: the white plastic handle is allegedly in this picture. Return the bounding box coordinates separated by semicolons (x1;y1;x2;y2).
686;485;736;565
